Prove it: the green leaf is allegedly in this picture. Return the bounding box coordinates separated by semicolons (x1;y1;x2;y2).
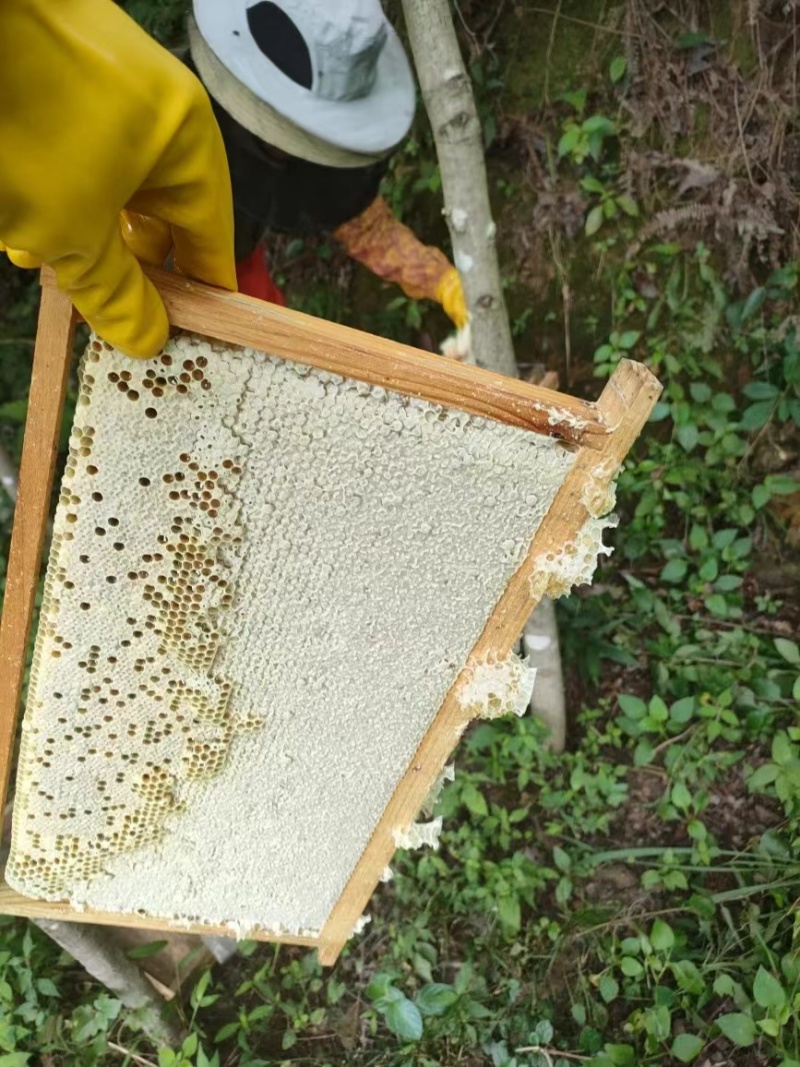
35;978;59;997
609;56;627;82
752;482;772;509
553;846;572;872
181;1033;198;1058
743;381;779;400
620;956;643;978
633;739;654;766
747;763;779;791
741;400;774;430
497;894;521;934
689;382;712;403
650;919;675;952
585;205;605;236
384;997;423;1042
661;558;688;583
753;966;786;1009
599;975;619;1003
741;286;766;321
281;1030;297;1051
618;694;647;718
671;782;692;810
126;940;169;960
671;1033;704;1062
676;423;698;452
705;593;728;617
772;732;794;764
462;782;488;817
557;127;581;157
670;697;695;723
416;984;458;1017
616;195;639;217
775;638;800;666
618;330;641;350
717;1012;756;1047
0;1056;31;1067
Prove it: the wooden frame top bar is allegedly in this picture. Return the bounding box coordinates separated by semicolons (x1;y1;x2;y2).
40;266;609;448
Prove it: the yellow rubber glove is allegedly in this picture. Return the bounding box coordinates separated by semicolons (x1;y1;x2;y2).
0;0;236;359
435;267;469;330
334;197;470;329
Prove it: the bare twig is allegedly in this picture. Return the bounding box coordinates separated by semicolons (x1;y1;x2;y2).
107;1041;159;1067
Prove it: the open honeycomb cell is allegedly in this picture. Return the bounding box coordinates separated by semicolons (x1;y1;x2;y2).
7;332;577;937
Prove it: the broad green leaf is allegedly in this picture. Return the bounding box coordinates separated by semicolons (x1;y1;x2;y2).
553;846;571;871
585;205;605;236
650;919;675;952
671;782;692;810
497;894;521;934
616;195;639;217
609;56;627;82
671;1033;704;1062
746;763;779;791
416;983;458;1017
741;286;766;321
676;423;698;452
753;966;786;1009
775;638;800;666
599;975;619;1003
743;380;779;400
620;956;643;978
705;593;728;617
661;558;688;583
773;732;794;765
126;940;169;960
670;697;695;723
384;996;423;1042
717;1012;756;1047
557;126;581;157
618;694;647;718
462;782;488;817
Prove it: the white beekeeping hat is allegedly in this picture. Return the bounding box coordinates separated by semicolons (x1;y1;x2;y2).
190;0;416;165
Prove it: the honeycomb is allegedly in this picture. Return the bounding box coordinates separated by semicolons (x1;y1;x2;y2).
8;332;577;936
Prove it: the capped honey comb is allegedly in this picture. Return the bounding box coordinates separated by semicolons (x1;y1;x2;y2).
7;332;578;937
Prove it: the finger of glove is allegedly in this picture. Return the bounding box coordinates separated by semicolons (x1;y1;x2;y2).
55;227;169;359
439;269;469;329
4;245;44;270
129;93;237;292
120;210;172;268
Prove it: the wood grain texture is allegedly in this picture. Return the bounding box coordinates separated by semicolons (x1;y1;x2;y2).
317;359;661;964
39;266;608;448
0;876;318;946
0;284;76;813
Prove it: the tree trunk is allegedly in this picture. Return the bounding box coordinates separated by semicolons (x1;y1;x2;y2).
401;0;567;750
401;0;516;378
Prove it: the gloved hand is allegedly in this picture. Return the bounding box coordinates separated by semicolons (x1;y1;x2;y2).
0;0;236;359
334;197;469;329
435;267;469;330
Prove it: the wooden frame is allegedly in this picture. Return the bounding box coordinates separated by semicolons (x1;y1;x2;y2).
0;268;660;964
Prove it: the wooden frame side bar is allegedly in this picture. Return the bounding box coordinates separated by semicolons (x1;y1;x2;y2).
39;267;609;448
316;359;661;964
0;284;76;812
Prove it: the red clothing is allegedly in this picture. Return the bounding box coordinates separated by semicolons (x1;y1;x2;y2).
235;243;286;305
